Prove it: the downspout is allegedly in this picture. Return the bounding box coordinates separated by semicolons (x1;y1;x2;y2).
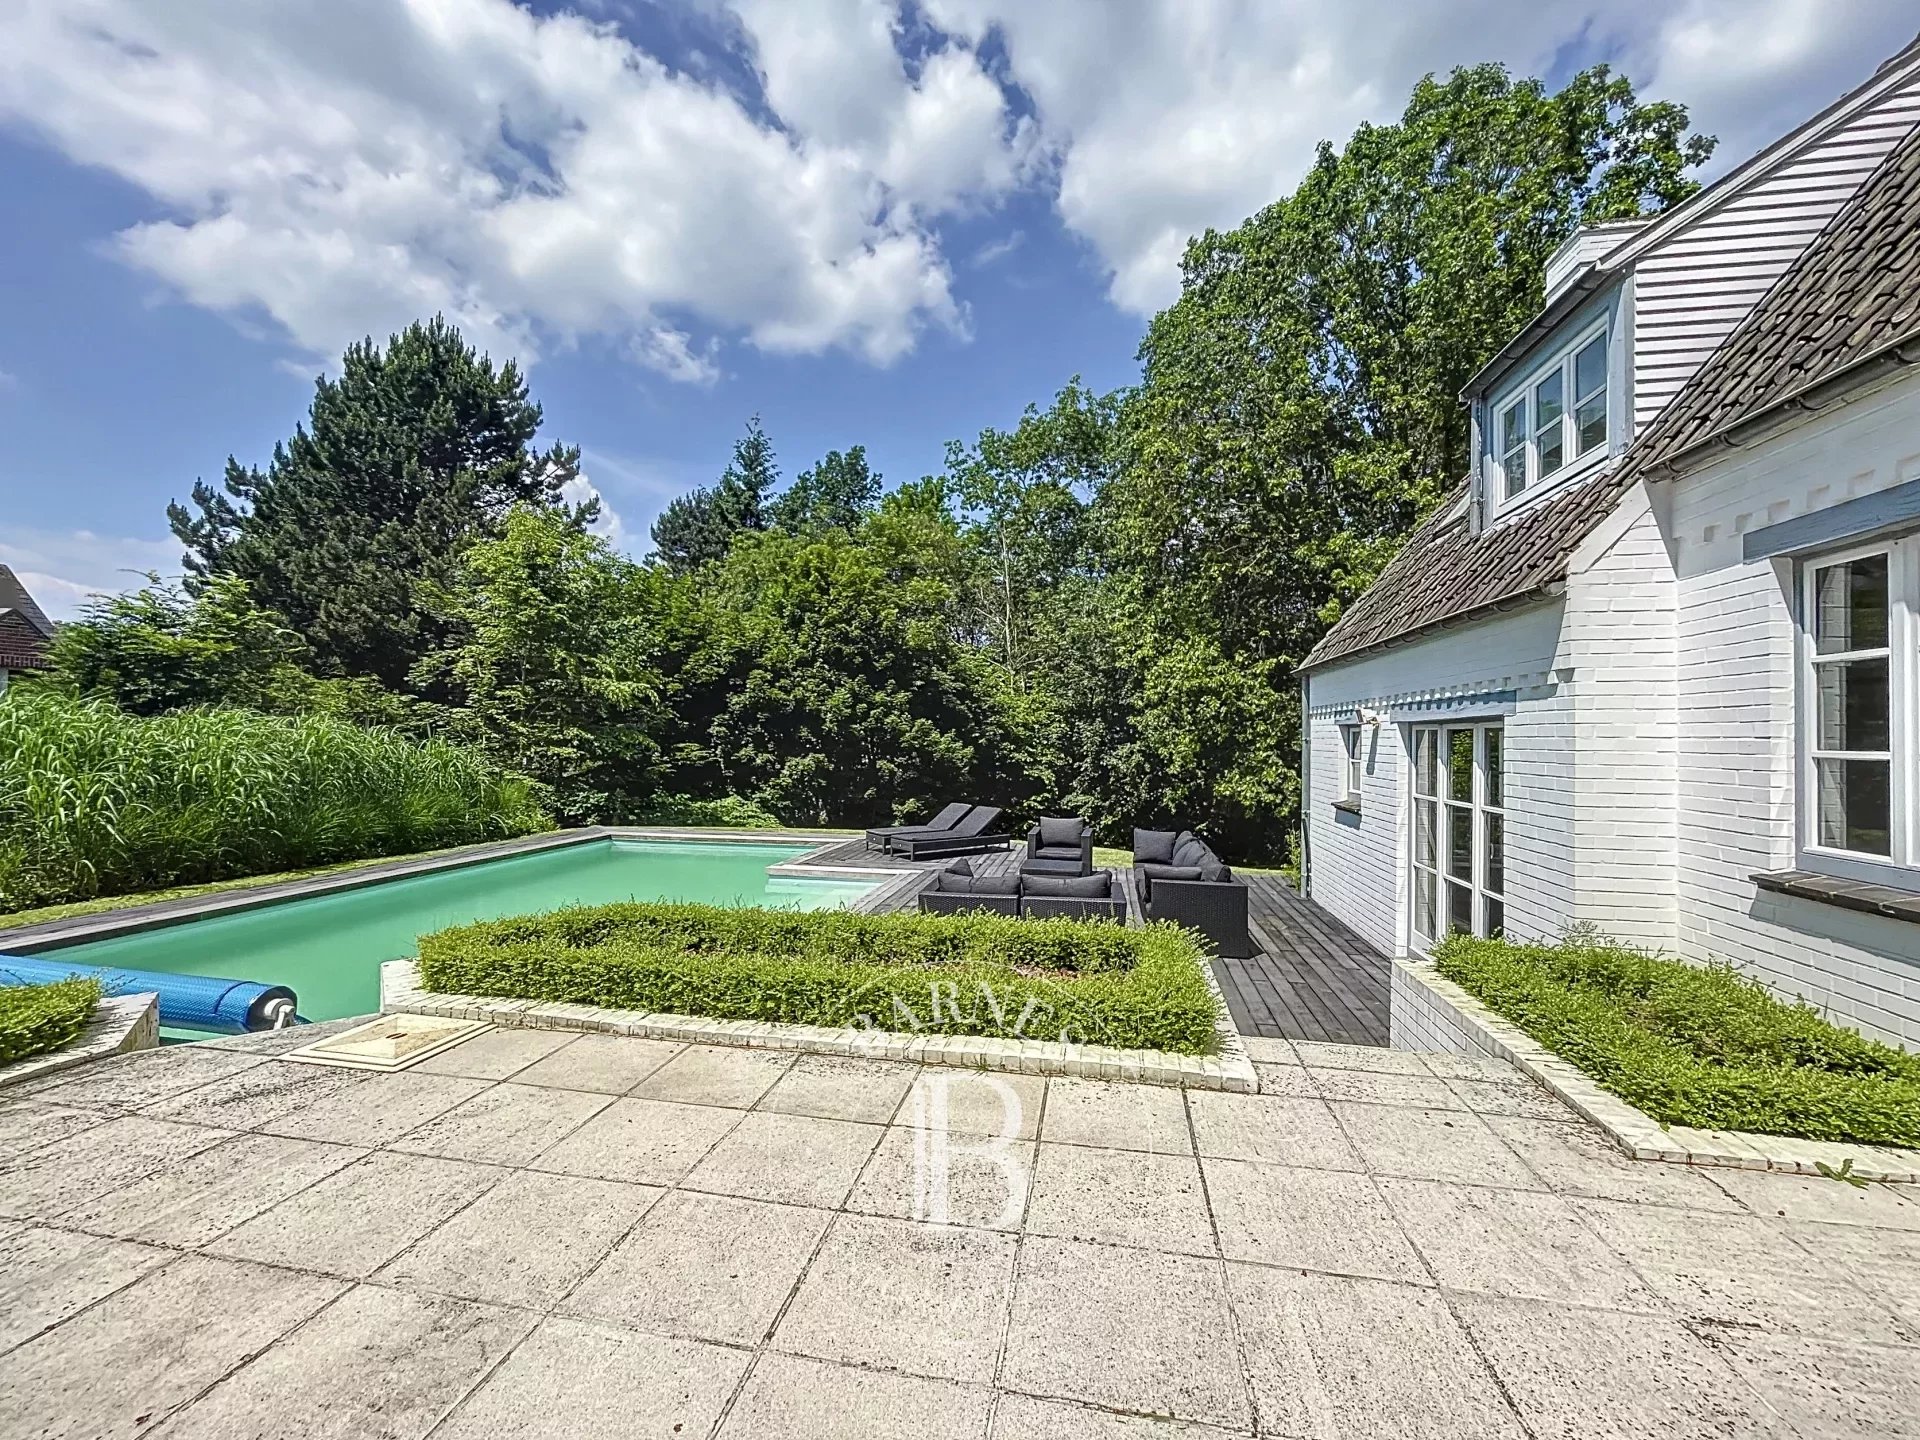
1297;672;1312;897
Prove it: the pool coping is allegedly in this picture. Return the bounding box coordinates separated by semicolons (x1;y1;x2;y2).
0;827;882;956
379;959;1259;1091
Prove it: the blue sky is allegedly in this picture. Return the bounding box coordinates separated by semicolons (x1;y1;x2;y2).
2;1;1914;615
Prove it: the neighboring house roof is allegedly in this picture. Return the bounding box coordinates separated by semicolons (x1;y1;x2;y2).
1626;121;1920;483
0;564;56;671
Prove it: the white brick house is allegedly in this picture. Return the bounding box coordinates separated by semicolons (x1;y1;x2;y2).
1298;35;1920;1048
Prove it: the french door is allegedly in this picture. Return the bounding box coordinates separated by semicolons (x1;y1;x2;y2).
1410;722;1505;946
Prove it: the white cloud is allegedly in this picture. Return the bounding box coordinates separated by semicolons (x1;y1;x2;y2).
560;471;632;551
0;529;180;620
0;0;1911;360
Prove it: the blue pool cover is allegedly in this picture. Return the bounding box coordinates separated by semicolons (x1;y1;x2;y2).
0;953;300;1033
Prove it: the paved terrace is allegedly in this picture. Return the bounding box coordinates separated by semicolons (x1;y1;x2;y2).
2;1024;1917;1437
814;837;1392;1047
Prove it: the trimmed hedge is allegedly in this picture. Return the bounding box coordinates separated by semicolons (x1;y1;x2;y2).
0;978;102;1067
1436;934;1920;1146
417;902;1220;1054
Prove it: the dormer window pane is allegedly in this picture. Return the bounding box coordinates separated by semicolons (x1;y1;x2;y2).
1500;398;1528;497
1573;335;1608;455
1533;370;1565;477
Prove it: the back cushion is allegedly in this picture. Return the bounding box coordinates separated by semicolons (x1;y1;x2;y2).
969;872;1022;897
1037;816;1085;848
1172;837;1211;867
1023;872;1112;898
944;858;974;878
1132;829;1179;864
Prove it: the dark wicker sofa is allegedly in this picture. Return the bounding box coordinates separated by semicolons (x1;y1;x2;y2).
1131;828;1251;958
917;861;1125;922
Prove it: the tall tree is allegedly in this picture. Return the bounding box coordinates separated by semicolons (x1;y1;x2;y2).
650;417;779;571
167;316;586;689
769;445;881;535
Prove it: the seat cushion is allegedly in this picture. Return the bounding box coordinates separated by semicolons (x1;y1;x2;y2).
1138;863;1204;896
1132;829;1179;864
1036;816;1085;849
1197;857;1233;883
1031;843;1082;861
1022;872;1112;898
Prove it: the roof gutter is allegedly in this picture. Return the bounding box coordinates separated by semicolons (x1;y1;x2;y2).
1639;332;1920;483
1297;581;1567;675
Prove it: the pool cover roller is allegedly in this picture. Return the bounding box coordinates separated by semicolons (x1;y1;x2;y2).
0;953;299;1033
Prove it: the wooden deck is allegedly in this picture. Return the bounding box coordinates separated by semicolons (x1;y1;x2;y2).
813;836;1391;1047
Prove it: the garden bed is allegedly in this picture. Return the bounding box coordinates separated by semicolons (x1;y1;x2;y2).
416;902;1222;1055
0;977;103;1066
1435;934;1920;1147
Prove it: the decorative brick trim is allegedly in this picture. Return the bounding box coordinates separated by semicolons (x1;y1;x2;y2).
379;961;1257;1092
1390;958;1920;1183
0;993;160;1089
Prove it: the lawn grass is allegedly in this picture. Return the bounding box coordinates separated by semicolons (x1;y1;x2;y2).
418;901;1222;1054
1437;933;1920;1147
0;978;102;1066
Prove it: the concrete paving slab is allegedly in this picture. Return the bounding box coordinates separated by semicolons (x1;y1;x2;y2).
1001;1236;1250;1430
718;1352;991;1440
0;1225;170;1353
61;1132;367;1248
191;1016;374;1055
846;1125;1033;1231
1229;1265;1525;1440
1293;1042;1430;1075
1310;1069;1468;1110
0;1101;112;1163
1239;1038;1296;1065
1331;1102;1538;1188
508;1034;684;1094
564;1190;829;1345
18;1047;263;1110
410;1026;576;1080
145;1059;362;1130
1456;1291;1797;1439
1419;1051;1522;1082
530;1096;742;1186
1708;1167;1920;1229
1482;1115;1745;1209
898;1070;1045;1140
1788;1221;1920;1338
775;1212;1017;1382
206;1150;503;1279
1203;1158;1425;1281
376;1169;660;1309
146;1282;535;1440
758;1055;919;1124
1025;1144;1215;1256
682;1111;882;1209
1573;1197;1911;1343
1378;1176;1666;1309
1250;1062;1318;1097
388;1081;612;1166
433;1315;749;1440
0;1115;233;1221
256;1070;492;1145
990;1394;1250;1438
0;1254;343;1440
1040;1077;1192;1155
1186;1091;1359;1169
1714;1331;1920;1439
1441;1075;1580;1122
632;1043;792;1108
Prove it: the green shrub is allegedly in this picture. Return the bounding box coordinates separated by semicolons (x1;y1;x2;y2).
0;691;551;912
1436;934;1920;1146
631;795;784;829
0;979;102;1066
418;902;1220;1054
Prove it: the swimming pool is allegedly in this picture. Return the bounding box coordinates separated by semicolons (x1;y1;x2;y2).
26;838;878;1025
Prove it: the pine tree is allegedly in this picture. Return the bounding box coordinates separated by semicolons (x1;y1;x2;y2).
649;416;778;572
166;316;586;689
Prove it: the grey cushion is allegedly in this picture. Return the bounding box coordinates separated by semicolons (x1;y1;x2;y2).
1037;816;1085;849
1172;837;1212;868
1031;845;1082;861
1198;857;1232;883
939;870;1020;896
1022;872;1112;898
944;858;974;878
1140;864;1204;889
1132;829;1179;865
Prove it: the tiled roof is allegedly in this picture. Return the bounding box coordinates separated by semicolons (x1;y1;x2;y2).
1298;471;1629;672
0;611;53;671
0;566;53;638
1625;121;1920;482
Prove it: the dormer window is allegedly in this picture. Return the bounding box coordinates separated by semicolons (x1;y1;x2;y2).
1492;322;1611;509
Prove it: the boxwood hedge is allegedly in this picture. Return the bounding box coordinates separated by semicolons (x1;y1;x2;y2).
417;902;1220;1055
1436;933;1920;1146
0;978;102;1067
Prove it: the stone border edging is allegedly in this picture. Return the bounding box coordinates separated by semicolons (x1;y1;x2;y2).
1391;958;1920;1183
0;992;159;1089
379;960;1257;1092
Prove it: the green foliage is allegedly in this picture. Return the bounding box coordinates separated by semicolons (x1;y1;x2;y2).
1436;935;1920;1146
415;507;667;824
631;795;783;828
168;315;588;689
0;690;550;912
769;445;882;535
0;979;102;1066
417;902;1220;1053
650;416;779;572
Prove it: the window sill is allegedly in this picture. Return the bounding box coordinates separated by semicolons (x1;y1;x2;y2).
1752;869;1920;924
1331;799;1362;818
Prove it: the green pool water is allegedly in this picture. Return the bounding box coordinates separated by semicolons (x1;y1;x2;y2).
36;839;876;1025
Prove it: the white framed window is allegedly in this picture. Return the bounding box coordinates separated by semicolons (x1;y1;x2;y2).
1338;724;1363;806
1492;322;1610;507
1410;721;1505;946
1798;536;1918;881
